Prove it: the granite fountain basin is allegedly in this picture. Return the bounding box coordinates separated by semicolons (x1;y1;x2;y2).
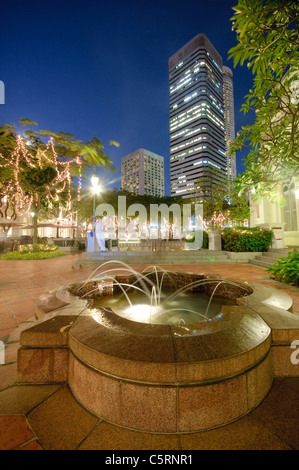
18;265;299;433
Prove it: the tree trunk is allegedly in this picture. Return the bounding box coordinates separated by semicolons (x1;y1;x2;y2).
32;213;38;246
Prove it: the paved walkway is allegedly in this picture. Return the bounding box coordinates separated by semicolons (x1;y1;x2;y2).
0;253;299;450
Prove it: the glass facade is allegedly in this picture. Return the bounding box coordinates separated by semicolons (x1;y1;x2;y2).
223;66;237;194
169;34;226;200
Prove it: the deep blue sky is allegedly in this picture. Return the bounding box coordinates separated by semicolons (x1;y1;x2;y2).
0;0;254;195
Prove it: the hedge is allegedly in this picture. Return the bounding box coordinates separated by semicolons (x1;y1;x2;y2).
221;227;273;252
0;244;66;260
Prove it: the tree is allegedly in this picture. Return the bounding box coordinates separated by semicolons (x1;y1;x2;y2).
191;165;250;228
226;186;251;225
193;165;227;220
228;0;299;200
0;120;116;244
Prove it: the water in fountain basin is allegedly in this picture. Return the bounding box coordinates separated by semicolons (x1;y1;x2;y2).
92;287;235;325
75;261;249;326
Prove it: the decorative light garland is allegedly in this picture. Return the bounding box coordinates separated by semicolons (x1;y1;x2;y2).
0;134;83;217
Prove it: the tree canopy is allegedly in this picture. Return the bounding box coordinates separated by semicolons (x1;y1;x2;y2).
228;0;299;200
0;119;117;243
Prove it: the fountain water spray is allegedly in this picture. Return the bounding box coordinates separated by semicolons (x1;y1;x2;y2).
74;260;250;325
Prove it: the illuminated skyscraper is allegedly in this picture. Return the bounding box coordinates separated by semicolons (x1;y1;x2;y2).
169;34;227;200
223;66;237;191
121;149;165;197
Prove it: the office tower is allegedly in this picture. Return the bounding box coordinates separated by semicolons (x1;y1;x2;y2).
223;66;237;191
169;33;227;200
121;149;165;197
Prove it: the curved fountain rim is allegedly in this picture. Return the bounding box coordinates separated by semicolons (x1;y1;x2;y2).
54;271;255;325
52;269;293;327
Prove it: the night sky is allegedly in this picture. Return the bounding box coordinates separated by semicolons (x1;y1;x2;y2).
0;0;255;195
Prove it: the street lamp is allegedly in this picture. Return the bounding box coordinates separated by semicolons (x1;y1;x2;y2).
91;174;100;226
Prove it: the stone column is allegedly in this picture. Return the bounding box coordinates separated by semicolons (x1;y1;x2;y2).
208;231;222;251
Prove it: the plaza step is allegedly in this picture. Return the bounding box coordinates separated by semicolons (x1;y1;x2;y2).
249;248;291;269
75;250;231;266
249;259;274;269
266;248;289;256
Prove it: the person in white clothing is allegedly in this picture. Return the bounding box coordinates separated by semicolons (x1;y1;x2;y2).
95;218;106;251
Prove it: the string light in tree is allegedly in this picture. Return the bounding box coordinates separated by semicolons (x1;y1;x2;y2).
0;134;83;218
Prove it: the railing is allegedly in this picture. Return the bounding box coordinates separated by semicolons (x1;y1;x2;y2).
53;238;86;250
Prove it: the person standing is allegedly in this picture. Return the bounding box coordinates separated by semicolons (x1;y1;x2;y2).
95;218;106;252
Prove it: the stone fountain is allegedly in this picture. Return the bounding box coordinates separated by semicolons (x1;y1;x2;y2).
17;262;299;433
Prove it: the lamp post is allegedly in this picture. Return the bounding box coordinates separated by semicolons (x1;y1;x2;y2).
91;174;100;227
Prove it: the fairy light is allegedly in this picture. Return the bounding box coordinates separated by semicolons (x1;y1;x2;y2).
77;157;82;201
204;210;235;231
0;134;83;217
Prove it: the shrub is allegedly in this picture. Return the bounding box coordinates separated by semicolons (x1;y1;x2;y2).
221;227;273;252
202;231;209;249
267;249;299;287
183;230;209;249
37;237;49;244
16;243;59;253
1;244;66;260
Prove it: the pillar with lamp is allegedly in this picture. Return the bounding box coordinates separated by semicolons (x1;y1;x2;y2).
87;174;101;252
91;174;100;226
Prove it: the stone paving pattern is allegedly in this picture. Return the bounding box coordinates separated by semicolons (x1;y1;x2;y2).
0;253;299;450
